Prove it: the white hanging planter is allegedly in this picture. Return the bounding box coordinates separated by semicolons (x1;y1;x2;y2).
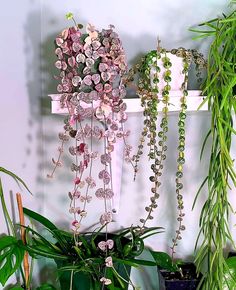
150;52;186;91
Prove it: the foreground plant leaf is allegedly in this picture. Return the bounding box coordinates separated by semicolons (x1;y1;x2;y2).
222;257;236;290
23;207;57;231
36;283;57;290
0;236;25;286
191;5;236;289
149;250;178;272
0;167;31;194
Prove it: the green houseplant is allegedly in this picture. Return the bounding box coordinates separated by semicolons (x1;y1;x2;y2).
0;166;179;290
0;16;178;290
124;45;207;289
190;2;236;289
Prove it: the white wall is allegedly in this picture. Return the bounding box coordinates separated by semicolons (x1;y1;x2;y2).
0;0;234;288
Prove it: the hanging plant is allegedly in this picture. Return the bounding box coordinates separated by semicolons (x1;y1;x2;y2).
190;4;236;289
41;15;178;289
124;46;206;259
46;14;139;288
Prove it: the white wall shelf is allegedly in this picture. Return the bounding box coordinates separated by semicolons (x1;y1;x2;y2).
50;90;208;115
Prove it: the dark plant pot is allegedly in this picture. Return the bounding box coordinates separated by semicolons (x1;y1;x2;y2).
228;251;236;258
158;263;201;290
55;233;131;290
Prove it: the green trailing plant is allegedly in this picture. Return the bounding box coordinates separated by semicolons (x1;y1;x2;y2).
170;55;189;260
124;46;206;260
190;3;236;289
133;49;171;231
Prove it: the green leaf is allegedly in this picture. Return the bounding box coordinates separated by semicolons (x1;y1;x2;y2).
113;257;156;267
149;250;178;272
21;225;61;252
77;235;91;256
112;257;139;268
25;245;68;260
0;178;16;236
65;12;74;20
9;287;24;290
0;236;25;286
23;208;57;231
77;24;83;29
36;283;57;290
223;257;236;290
0;167;31;194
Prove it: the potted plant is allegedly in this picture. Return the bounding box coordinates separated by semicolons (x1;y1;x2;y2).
0;166;178;289
158;262;201;290
0;14;178;290
190;2;236;289
124;45;206;289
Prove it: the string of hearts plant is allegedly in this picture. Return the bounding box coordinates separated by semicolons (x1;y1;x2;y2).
0;15;180;290
124;46;206;260
47;14;137;288
0;14;208;290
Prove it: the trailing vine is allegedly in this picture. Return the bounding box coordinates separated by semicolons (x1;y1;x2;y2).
125;46;206;258
48;16;136;288
191;6;236;289
170;58;189;259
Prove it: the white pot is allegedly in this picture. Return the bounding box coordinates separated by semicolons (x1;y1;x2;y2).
150;52;186;92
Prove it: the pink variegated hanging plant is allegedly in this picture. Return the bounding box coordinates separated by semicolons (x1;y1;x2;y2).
48;13;137;288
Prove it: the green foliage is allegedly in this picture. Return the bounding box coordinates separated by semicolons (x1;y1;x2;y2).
149;251;178;272
191;5;236;290
23;207;57;231
222;257;236;289
36;283;57;290
65;12;83;29
0;167;31;194
65;12;73;20
12;207;172;288
0;167;32;287
0;167;174;288
1;197;172;288
0;236;25;286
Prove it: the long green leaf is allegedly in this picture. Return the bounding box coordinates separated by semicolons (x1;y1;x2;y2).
0;178;16;236
25;245;68;260
113;256;156;267
0;167;31;194
23;207;57;231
